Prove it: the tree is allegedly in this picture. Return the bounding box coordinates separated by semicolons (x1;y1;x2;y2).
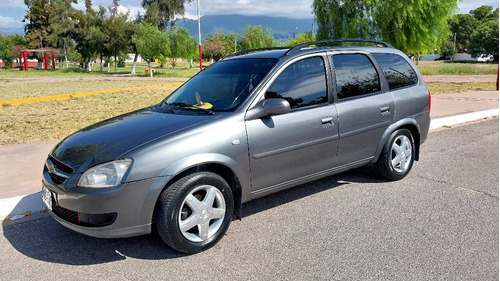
312;0;375;39
470;5;493;21
239;25;279;50
374;0;457;55
203;40;225;61
0;35;27;69
203;31;238;59
87;5;110;72
142;0;193;29
166;27;197;68
312;0;457;55
129;21;140;75
439;40;455;57
49;0;79;68
285;33;316;47
469;14;499;61
103;0;131;73
449;14;479;53
24;0;54;49
131;21;170;77
72;10;95;69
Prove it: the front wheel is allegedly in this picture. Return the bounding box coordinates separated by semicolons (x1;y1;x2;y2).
155;172;234;254
375;129;415;181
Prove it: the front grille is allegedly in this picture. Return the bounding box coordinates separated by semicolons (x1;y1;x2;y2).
53;205;79;223
48;156;74;174
49;173;67;185
46;156;73;184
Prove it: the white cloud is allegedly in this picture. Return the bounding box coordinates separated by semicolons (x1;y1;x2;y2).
0;15;24;27
458;0;499;13
184;0;314;19
2;0;26;9
121;5;147;21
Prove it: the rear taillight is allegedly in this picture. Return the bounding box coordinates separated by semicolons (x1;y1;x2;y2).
428;90;431;112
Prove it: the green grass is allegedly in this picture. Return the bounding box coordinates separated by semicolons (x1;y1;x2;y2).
0;61;201;78
416;61;498;75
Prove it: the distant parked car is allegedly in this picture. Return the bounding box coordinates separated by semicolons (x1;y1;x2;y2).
42;39;431;254
434;56;451;61
476;54;494;62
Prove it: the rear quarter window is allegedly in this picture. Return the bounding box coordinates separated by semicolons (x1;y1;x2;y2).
372;54;418;90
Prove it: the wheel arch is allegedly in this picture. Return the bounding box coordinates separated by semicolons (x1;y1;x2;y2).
161;163;243;219
147;155;246;224
373;118;422;163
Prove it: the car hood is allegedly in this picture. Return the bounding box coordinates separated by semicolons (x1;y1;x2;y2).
50;106;217;171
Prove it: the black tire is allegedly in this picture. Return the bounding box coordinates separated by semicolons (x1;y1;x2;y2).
375;129;415;181
155;172;234;254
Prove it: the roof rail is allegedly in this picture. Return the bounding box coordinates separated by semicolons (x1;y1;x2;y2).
286;39;393;55
224;47;290;59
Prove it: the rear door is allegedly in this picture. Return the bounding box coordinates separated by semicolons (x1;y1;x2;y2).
245;55;339;196
331;53;394;166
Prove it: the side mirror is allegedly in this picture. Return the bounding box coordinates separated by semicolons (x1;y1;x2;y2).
245;98;291;120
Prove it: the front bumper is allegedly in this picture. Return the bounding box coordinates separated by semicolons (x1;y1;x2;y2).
42;176;161;238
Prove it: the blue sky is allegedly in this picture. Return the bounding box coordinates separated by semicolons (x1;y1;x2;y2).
1;0;499;33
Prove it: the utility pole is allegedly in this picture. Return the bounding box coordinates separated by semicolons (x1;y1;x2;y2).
197;0;202;70
452;32;456;61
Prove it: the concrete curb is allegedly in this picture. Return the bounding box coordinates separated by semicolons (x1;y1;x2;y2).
1;109;499;222
429;108;499;130
1;192;45;222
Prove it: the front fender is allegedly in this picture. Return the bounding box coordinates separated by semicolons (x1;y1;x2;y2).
138;153;250;224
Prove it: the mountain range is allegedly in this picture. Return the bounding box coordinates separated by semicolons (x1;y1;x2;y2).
1;14;316;42
175;14;316;42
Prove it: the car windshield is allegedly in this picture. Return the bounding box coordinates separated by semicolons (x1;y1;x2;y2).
162;58;277;112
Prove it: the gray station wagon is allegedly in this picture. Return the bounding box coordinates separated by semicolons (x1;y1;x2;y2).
42;39;431;253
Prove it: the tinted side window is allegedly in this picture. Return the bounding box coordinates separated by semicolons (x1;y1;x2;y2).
332;54;380;100
372;54;418;90
267;57;327;109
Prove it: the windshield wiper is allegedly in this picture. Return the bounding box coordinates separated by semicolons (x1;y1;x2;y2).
166;102;214;115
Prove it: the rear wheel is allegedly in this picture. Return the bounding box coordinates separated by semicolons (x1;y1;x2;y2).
156;172;234;254
375;129;415;180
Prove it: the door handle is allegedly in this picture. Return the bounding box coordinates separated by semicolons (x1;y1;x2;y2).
321;117;334;124
380;106;390;115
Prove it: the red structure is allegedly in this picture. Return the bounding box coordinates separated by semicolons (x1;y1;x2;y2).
496;65;499;91
43;52;49;70
23;50;28;71
19;48;57;71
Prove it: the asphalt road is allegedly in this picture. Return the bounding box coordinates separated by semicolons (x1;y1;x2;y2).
1;119;498;281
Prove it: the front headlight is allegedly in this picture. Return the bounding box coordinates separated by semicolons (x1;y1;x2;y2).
78;159;132;188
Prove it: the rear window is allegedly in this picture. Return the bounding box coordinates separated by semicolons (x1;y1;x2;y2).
332;54;381;100
372;54;418;90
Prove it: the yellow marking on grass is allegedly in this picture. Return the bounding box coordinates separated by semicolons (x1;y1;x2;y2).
0;82;184;106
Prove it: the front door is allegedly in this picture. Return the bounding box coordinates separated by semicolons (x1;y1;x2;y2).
245;56;339;196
